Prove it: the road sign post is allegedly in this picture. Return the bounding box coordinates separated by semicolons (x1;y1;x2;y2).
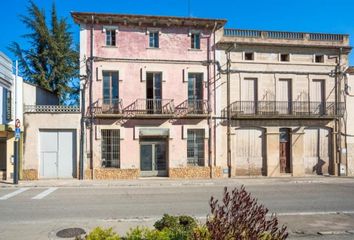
13;119;20;184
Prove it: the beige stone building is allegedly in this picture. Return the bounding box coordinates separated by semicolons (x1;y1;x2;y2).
215;29;351;177
345;67;354;176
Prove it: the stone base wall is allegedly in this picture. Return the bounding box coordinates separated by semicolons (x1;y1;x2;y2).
169;166;222;179
22;169;38;180
85;168;140;180
235;167;264;176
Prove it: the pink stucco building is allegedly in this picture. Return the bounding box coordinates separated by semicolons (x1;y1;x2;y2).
72;12;226;179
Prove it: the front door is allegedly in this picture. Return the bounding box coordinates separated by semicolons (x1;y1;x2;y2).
279;128;291;173
140;138;167;177
277;79;292;114
242;78;257;114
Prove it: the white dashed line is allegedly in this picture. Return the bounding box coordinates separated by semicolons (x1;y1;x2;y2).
0;188;30;200
32;187;58;200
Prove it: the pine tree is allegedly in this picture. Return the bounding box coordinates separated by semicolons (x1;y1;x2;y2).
9;1;79;104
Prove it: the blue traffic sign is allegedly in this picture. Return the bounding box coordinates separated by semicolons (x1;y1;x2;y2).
15;128;21;140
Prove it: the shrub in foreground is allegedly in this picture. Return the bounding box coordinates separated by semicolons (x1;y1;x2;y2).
77;227;120;240
207;186;288;240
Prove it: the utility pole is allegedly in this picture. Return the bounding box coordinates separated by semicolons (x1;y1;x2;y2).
226;51;231;178
226;43;236;178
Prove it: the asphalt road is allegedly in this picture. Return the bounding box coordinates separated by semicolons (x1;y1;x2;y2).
1;179;354;239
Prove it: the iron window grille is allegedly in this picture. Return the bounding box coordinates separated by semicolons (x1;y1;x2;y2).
106;30;116;46
191;33;200;49
149;32;159;48
6;89;12;121
101;129;120;168
187;129;205;166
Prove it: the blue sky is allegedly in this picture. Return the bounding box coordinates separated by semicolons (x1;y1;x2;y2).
1;0;353;64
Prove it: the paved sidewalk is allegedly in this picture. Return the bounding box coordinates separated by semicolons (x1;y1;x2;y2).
1;175;354;188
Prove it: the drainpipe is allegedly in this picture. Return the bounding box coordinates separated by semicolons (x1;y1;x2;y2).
226;43;236;178
213;23;217;173
89;15;94;179
79;78;85;179
208;22;217;178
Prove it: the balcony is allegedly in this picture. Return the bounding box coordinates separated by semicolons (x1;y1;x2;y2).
222;101;344;119
175;100;210;117
124;99;175;117
93;98;123;116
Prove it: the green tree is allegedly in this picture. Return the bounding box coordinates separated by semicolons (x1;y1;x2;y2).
9;1;79;104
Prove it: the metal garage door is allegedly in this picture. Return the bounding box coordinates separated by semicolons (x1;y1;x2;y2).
40;130;75;178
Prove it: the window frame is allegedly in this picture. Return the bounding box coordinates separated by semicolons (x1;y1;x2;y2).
190;32;201;50
314;54;325;63
102;71;119;105
244;52;255;61
187;129;205;166
105;29;116;46
149;31;159;48
5;89;12;121
280;53;290;62
101;129;120;168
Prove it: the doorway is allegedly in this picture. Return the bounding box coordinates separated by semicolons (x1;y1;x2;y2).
146;72;162;114
279;128;291;173
140;138;167;177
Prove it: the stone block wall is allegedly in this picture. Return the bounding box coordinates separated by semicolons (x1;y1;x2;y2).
85;168;139;180
22;169;38;180
169;166;222;179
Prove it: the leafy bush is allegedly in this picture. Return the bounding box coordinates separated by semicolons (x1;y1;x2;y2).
153;214;198;239
125;227;169;240
207;186;288;240
192;225;211;240
77;227;120;240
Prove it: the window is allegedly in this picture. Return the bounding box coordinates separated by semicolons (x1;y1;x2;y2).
106;29;116;46
103;71;119;105
244;52;254;61
188;73;203;113
187;129;205;166
315;55;324;63
280;53;290;62
191;33;200;49
101;129;120;168
149;32;159;48
5;89;12;121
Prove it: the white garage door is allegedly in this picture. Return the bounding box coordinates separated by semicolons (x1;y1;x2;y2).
304;128;330;175
232;128;264;175
40;130;75;178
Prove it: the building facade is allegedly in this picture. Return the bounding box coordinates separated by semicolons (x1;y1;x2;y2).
346;67;354;176
72;13;226;179
0;52;24;180
22;82;80;180
72;12;352;180
216;29;351;177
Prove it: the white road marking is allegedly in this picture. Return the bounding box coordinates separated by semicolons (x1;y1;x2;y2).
32;187;58;200
0;188;30;200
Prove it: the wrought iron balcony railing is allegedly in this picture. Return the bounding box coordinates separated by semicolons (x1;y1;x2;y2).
175;99;210;116
93;98;123;115
222;101;344;118
124;98;174;115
